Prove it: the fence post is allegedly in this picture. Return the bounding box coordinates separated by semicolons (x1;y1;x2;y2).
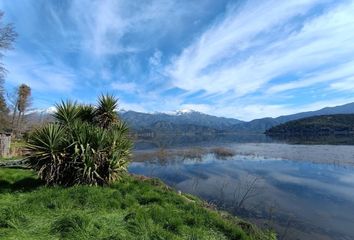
0;134;11;158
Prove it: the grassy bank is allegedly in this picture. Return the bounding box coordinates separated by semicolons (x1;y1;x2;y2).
0;168;275;240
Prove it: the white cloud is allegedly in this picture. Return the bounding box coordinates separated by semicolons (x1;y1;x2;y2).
119;101;146;113
3;0;354;120
68;0;195;57
111;81;138;92
69;0;131;56
267;60;354;94
178;103;212;113
149;50;162;66
5;51;75;92
329;76;354;92
167;0;354;98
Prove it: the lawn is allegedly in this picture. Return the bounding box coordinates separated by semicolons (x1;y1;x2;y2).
0;168;275;240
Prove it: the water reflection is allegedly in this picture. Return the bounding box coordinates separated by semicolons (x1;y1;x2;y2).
268;134;354;145
134;133;354;152
129;152;354;240
134;133;274;150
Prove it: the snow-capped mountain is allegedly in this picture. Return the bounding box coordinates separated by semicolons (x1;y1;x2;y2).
119;109;243;131
23;102;354;134
172;109;196;115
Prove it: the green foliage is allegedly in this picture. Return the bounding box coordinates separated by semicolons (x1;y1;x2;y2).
25;95;132;186
54;100;80;125
94;94;120;128
77;104;95;124
0;169;275;240
266;114;354;137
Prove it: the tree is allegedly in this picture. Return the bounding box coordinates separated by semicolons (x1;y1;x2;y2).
14;84;31;132
0;11;17;131
25;94;132;186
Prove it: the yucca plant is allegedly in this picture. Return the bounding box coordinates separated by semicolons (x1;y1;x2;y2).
94;94;119;129
54;100;80;126
25;95;132;186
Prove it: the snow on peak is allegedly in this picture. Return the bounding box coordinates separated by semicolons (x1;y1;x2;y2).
174;109;197;115
46;106;56;114
26;106;56;115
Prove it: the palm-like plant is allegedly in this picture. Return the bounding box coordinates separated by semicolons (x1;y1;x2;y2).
77;105;95;124
25;95;132;186
54;100;80;126
94;94;119;129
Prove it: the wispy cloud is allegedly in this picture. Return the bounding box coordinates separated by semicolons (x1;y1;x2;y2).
67;0;204;57
1;0;354;120
111;81;138;93
330;76;354;92
267;60;354;94
168;0;354;98
5;51;76;92
68;0;135;56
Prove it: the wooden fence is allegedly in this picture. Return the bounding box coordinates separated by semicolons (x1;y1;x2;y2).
0;134;11;158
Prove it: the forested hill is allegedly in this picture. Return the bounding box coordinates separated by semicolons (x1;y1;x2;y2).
265;114;354;136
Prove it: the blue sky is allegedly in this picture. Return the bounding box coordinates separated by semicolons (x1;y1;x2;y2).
1;0;354;120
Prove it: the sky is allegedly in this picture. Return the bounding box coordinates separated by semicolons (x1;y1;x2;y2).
0;0;354;121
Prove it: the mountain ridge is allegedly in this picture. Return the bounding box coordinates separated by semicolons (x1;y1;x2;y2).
265;114;354;136
26;102;354;134
120;102;354;133
231;102;354;133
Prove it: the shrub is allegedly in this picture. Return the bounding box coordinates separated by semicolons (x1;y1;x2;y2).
25;95;132;186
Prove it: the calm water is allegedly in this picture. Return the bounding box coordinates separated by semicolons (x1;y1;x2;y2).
129;138;354;240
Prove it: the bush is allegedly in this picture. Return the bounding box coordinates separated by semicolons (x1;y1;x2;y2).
25;95;132;186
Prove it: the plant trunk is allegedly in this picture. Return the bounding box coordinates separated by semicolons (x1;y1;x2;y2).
15;110;22;134
11;102;18;132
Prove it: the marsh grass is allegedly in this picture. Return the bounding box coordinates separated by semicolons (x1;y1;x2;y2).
134;147;235;163
211;147;236;159
0;168;274;240
179;147;207;160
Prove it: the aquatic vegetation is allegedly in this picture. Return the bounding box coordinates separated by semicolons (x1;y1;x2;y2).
211;147;236;159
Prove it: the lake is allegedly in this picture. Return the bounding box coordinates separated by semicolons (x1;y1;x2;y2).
129;136;354;240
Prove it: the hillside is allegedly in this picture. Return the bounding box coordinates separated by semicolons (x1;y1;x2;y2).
120;110;243;131
233;102;354;133
265;114;354;136
0;168;273;240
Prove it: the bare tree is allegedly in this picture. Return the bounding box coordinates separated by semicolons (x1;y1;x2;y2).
7;86;18;128
0;11;17;131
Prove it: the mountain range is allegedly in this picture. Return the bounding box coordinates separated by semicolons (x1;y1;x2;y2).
28;102;354;135
120;109;242;131
119;102;354;134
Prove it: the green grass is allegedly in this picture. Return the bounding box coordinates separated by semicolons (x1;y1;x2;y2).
0;156;22;162
0;168;275;240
